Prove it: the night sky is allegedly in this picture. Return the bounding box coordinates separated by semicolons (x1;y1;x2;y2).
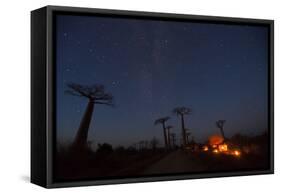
56;14;269;147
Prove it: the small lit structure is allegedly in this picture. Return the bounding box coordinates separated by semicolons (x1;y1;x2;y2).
203;134;242;157
218;143;228;152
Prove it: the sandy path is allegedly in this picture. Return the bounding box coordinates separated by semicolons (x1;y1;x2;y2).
141;150;207;175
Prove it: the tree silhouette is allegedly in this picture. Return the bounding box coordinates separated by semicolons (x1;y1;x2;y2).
170;133;176;148
216;120;226;140
173;107;192;147
154;117;170;149
96;143;113;154
150;137;159;150
186;131;191;144
65;83;114;149
166;125;173;148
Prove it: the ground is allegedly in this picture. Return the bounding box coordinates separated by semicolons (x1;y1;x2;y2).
55;147;269;182
141;150;206;175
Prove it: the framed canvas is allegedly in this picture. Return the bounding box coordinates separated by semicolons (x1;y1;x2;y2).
31;5;274;188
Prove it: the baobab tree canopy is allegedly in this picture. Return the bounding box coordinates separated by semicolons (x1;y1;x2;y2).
173;107;192;116
154;117;170;125
216;120;226;129
65;83;114;106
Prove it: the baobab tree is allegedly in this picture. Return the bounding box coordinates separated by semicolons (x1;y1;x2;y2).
173;107;192;147
154;117;170;149
65;83;114;149
216;120;226;140
166;125;173;148
150;137;159;151
170;133;176;148
185;131;191;144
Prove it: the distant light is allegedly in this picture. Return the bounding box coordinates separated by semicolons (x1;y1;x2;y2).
233;150;241;156
203;146;209;151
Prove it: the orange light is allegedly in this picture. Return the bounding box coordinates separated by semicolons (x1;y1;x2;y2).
218;144;228;152
213;149;219;153
212;144;217;148
233;150;241;157
209;134;224;146
203;146;209;151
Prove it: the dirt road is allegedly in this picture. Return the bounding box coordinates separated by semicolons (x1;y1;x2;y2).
141;150;207;175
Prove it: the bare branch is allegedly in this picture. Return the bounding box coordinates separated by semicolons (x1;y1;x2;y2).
64;90;83;97
154;117;170;125
95;101;115;107
173;107;192;116
216;120;226;129
65;82;115;106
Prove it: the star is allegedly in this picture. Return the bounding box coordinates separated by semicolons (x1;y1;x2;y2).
112;81;120;87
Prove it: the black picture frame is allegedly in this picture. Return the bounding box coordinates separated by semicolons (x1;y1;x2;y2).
31;5;274;188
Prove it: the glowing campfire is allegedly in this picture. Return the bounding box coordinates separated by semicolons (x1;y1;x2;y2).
202;134;241;157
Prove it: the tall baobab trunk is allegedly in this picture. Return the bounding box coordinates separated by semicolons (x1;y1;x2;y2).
171;134;176;148
216;120;226;142
162;123;168;149
173;107;191;148
186;133;190;144
154;117;170;150
73;100;95;148
181;115;187;147
219;128;225;140
167;128;171;149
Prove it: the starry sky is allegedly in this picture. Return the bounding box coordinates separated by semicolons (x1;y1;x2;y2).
55;14;269;147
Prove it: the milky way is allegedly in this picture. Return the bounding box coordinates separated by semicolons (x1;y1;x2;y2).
56;14;269;147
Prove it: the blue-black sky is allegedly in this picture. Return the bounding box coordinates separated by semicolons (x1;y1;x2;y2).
56;14;268;147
